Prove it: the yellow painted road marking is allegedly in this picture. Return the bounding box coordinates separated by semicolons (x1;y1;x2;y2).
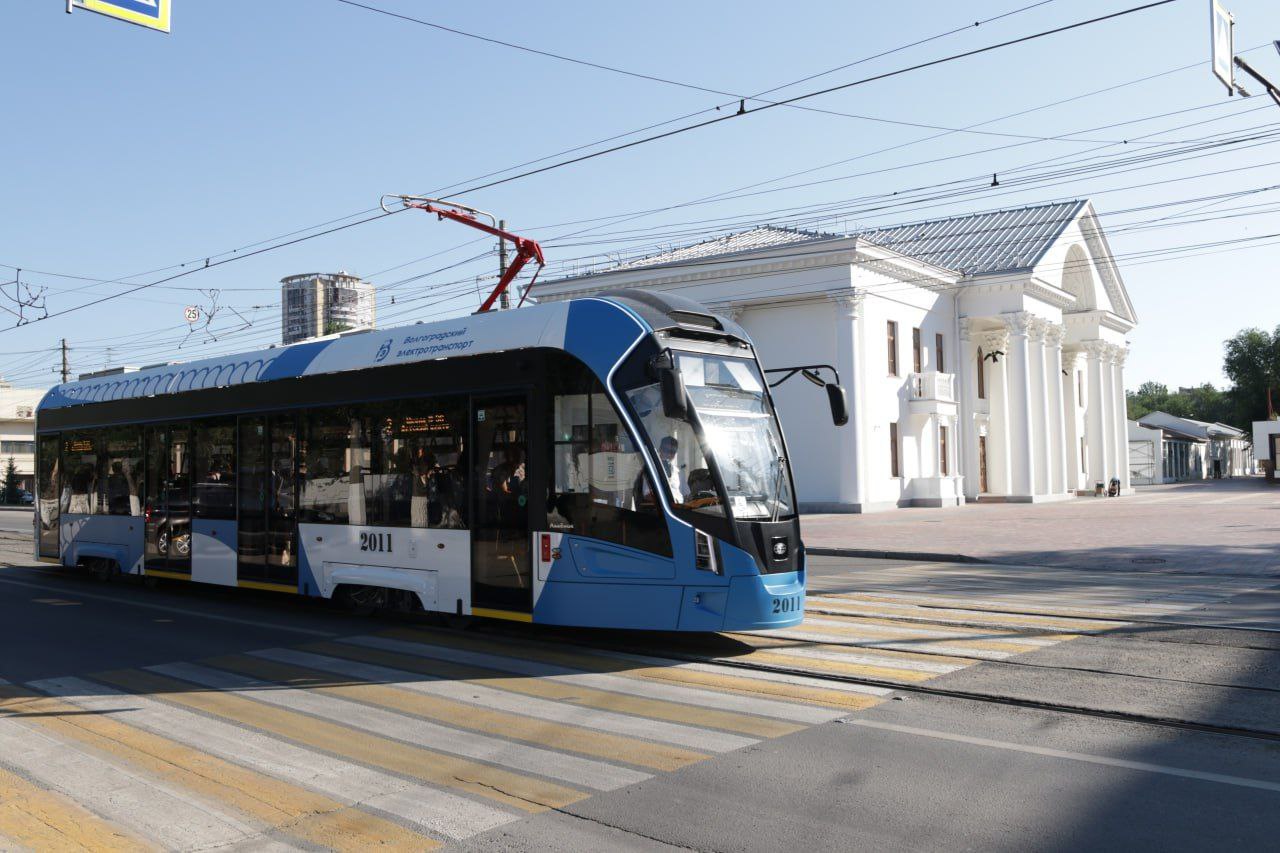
0;686;437;852
0;765;149;852
804;597;1117;632
211;653;706;773
805;613;1076;644
723;649;940;683
32;598;81;606
382;627;879;711
310;639;803;739
93;668;585;813
736;633;977;668
820;591;1144;622
776;618;1062;653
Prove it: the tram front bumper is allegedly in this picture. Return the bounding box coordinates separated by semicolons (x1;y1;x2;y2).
681;570;805;632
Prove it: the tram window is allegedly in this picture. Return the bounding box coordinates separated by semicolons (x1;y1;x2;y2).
96;426;142;516
37;434;60;557
300;398;468;529
397;397;467;529
300;407;355;525
193;419;236;519
549;363;672;557
62;431;99;515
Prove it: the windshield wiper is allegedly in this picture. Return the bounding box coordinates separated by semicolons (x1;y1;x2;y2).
768;455;786;523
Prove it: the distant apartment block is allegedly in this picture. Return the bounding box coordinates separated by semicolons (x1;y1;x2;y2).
280;271;376;344
0;380;44;493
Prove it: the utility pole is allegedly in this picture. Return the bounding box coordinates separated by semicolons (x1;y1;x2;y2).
60;338;69;384
497;219;510;310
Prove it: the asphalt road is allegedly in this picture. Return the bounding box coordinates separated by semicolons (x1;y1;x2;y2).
1;544;1278;851
0;508;32;533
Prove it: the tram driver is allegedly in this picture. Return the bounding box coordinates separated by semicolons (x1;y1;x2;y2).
637;435;686;507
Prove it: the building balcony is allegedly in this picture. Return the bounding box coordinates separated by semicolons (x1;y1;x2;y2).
908;371;958;416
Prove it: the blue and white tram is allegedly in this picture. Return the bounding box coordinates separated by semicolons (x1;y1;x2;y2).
33;291;838;631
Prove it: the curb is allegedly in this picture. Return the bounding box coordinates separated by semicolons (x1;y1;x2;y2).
807;547;985;564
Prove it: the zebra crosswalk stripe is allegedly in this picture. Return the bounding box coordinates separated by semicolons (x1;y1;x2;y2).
0;683;437;852
95;665;588;812
29;675;518;842
352;633;843;726
251;646;710;770
0;755;154;852
185;656;654;792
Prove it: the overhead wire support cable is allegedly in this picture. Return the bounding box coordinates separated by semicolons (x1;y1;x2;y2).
5;0;1176;335
439;0;1183;200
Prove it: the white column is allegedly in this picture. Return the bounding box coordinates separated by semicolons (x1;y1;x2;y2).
1029;319;1053;496
1084;340;1109;489
959;319;980;500
1046;325;1068;496
981;328;1012;495
1112;346;1130;492
1100;345;1116;485
1061;346;1081;493
1002;311;1035;498
830;292;866;511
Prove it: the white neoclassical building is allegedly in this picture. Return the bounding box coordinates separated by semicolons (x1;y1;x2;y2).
536;200;1137;512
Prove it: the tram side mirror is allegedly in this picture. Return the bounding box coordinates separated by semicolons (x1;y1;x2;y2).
826;383;849;427
659;367;688;420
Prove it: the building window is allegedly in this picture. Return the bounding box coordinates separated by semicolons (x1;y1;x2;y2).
889;422;900;478
912;327;922;373
976;347;986;399
940;426;950;476
935;333;945;373
1077;370;1084;402
887;321;899;376
1080;437;1087;473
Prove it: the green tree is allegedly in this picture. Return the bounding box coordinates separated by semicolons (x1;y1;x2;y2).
1126;382;1231;425
2;457;18;505
1126;381;1168;420
1223;326;1280;424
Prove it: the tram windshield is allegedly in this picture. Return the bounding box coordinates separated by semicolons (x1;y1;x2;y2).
626;350;795;521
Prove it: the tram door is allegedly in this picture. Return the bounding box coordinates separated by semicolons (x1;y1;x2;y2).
471;395;532;616
144;424;192;575
236;415;298;590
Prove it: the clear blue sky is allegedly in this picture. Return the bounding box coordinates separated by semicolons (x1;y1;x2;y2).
1;0;1278;392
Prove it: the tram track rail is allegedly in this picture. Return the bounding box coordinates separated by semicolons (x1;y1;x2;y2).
801;593;1280;640
472;619;1280;745
4;544;1278;743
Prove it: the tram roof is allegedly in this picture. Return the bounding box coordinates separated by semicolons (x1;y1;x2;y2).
37;291;745;414
39;300;577;413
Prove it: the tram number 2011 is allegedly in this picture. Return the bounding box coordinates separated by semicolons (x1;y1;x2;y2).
359;532;393;553
771;595;801;614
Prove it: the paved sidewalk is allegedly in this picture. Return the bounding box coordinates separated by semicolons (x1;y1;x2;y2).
802;478;1280;576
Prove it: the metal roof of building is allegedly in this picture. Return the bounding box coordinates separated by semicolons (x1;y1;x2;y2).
567;201;1090;280
855;200;1088;276
608;225;839;272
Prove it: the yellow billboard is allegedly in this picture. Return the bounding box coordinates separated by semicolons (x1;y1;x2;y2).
72;0;170;33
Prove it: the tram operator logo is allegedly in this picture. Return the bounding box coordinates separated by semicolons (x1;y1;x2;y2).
771;537;789;560
375;338;393;362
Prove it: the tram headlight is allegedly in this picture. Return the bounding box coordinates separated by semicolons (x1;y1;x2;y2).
694;530;719;574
